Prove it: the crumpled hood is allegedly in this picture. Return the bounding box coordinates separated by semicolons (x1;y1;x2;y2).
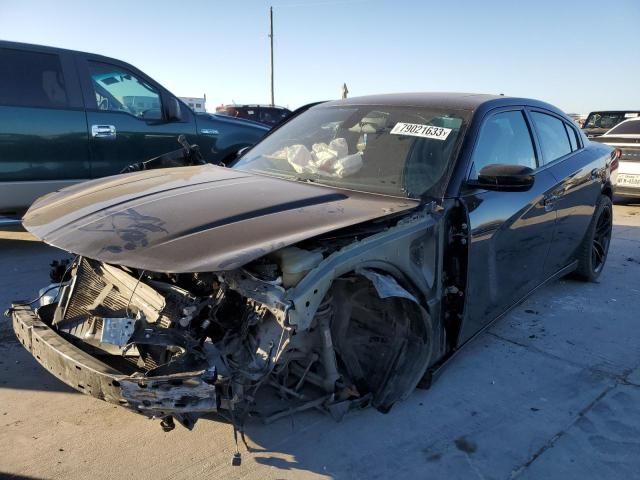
23;165;418;272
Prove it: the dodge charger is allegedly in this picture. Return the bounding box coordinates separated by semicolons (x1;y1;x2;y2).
9;93;615;440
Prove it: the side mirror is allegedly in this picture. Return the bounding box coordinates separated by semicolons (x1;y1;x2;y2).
222;145;254;167
466;164;535;192
236;145;253;158
166;97;183;122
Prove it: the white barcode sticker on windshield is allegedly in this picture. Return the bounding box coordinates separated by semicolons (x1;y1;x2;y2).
390;122;452;140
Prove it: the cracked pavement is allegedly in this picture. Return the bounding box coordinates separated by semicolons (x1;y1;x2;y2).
1;200;639;479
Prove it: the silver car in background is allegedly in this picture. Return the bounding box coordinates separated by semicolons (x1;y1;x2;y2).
593;117;640;198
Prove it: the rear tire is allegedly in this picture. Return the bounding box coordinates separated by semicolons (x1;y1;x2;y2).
574;195;612;282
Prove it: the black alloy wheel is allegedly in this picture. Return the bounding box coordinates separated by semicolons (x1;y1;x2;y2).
574;195;613;281
592;201;612;274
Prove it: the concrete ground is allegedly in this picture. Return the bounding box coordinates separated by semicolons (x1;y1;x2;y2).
1;200;639;480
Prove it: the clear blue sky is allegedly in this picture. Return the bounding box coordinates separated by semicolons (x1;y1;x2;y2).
1;0;638;113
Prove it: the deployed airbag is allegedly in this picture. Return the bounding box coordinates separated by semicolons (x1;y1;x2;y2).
286;138;362;178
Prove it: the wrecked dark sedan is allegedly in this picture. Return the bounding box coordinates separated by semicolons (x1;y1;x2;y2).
9;93;616;434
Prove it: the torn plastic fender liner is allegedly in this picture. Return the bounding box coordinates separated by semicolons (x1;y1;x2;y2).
10;304;217;421
354;268;419;303
354;268;433;408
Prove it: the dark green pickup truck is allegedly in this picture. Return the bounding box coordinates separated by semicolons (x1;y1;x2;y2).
0;41;269;218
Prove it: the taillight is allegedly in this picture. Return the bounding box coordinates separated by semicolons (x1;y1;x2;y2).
610;149;621;171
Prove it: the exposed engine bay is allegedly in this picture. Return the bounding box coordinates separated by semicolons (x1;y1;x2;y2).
32;233;430;434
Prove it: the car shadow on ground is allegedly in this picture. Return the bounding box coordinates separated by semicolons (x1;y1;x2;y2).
0;473;48;480
195;216;640;477
0;343;78;395
1;228;76;394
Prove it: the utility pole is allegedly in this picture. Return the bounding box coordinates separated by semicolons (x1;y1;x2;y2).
269;6;274;106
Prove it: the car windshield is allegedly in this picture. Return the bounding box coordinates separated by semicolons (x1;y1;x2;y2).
234;105;466;198
584;112;639;130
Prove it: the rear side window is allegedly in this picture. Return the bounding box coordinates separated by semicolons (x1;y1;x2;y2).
471;110;537;175
531;112;572;164
0;48;68;108
88;61;162;120
564;123;579;151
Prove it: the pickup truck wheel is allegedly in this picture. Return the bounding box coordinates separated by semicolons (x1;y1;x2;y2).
574;195;612;282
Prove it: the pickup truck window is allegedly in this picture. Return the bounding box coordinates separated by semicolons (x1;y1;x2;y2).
88;61;162;120
0;48;68;108
584;112;638;130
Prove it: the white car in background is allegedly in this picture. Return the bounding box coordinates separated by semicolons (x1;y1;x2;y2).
593;118;640;198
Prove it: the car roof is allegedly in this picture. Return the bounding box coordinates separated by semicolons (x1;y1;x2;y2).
1;40;120;63
320;92;563;115
222;104;290;110
587;110;640;114
198;112;270;130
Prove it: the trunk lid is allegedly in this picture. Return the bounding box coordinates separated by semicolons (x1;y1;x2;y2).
592;135;640;162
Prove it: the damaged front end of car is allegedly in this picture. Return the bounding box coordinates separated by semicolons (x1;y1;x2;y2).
10;162;444;439
10;227;434;433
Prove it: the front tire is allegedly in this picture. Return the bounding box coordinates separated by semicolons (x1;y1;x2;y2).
574;195;613;282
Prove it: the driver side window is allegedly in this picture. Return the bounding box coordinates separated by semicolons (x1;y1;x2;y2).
470;110;536;177
88;61;162;120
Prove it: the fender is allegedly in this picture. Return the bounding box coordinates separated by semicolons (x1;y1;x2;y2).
285;209;441;331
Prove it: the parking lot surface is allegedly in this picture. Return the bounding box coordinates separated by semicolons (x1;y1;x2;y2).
1;201;639;480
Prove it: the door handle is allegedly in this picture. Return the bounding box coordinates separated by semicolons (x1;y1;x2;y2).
91;125;117;139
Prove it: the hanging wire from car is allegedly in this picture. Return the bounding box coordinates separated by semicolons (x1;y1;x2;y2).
125;269;146;319
4;285;59;314
4;256;78;317
230;407;243;466
226;325;291;466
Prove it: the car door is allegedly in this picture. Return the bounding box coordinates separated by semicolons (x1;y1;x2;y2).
458;108;558;343
0;45;88;213
77;56;198;178
528;110;601;275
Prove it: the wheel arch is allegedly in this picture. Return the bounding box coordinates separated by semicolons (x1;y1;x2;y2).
324;264;434;410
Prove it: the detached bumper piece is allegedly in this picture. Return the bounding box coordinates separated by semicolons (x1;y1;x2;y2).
11;304;217;429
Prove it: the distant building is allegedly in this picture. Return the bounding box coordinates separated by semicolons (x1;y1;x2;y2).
179;94;207;113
